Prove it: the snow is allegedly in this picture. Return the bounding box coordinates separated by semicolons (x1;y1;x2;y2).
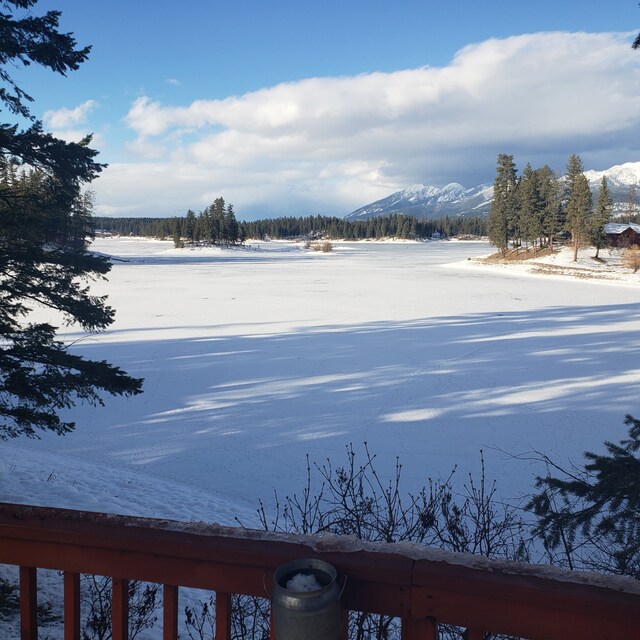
285;573;324;592
604;222;640;234
453;244;640;286
2;237;639;520
1;236;639;635
584;161;640;187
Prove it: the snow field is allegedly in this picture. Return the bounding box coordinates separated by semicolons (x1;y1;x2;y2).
3;237;639;520
1;236;639;638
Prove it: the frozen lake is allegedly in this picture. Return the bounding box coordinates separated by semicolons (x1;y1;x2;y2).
3;237;639;526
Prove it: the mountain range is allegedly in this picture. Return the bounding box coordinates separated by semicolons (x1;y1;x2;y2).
346;162;640;221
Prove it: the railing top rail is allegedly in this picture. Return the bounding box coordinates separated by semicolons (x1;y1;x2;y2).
1;501;638;597
1;501;639;638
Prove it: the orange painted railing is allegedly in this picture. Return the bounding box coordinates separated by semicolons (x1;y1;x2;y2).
0;502;639;639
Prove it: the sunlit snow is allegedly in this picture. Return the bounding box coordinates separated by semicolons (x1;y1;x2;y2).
2;237;639;522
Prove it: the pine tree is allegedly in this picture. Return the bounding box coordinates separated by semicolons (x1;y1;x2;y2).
564;154;592;262
184;209;197;242
517;163;543;249
224;203;238;245
528;415;640;577
212;197;225;244
591;176;612;259
537;165;562;250
487;154;518;255
624;184;636;224
0;1;142;438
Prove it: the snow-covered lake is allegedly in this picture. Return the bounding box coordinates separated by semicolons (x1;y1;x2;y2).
3;237;639;526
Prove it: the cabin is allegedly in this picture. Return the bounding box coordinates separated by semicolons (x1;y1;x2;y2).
604;222;640;247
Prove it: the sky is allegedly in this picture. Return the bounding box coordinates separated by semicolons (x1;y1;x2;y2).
10;0;640;220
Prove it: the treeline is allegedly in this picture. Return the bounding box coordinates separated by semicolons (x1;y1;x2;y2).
487;153;613;260
240;213;485;240
96;210;487;243
94;216;179;238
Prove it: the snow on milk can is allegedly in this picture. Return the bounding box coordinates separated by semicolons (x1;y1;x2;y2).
272;558;342;640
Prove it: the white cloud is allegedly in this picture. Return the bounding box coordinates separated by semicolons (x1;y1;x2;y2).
44;99;98;129
105;31;640;218
42;100;101;146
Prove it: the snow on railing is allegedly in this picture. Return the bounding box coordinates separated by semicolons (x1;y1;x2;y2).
0;502;639;639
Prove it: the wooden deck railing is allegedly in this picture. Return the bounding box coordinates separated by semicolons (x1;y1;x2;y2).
0;502;639;639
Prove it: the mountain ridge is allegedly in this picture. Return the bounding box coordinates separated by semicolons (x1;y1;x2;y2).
346;162;640;221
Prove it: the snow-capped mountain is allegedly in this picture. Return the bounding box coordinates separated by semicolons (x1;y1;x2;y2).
346;182;493;220
584;162;640;215
346;162;640;221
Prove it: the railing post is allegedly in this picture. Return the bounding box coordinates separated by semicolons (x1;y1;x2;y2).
163;584;178;640
402;616;438;640
20;566;38;640
215;591;231;640
112;578;129;640
341;608;349;639
64;572;81;640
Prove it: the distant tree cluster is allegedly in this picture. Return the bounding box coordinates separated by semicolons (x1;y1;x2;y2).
177;198;243;247
487;154;612;261
237;213;485;241
96;211;487;243
94;216;180;238
95;198;243;247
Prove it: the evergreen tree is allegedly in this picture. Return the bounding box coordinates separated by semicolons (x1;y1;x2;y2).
184;209;197;242
212;197;226;244
528;414;640;577
487;154;518;254
564;154;592;261
537;165;562;250
0;1;143;438
518;163;543;249
224;203;239;245
624;184;636;224
591;176;612;259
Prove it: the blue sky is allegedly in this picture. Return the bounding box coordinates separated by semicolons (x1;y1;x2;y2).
14;1;640;219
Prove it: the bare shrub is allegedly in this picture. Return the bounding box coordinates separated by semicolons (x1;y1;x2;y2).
228;444;529;640
0;577;18;620
81;576;159;640
184;593;270;640
305;240;333;252
622;244;640;273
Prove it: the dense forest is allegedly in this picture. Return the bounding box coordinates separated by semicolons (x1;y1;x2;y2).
95;208;487;243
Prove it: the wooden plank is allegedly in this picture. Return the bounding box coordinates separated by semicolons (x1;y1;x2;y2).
112;578;129;640
19;566;38;640
63;572;81;640
162;584;178;640
0;538;412;616
411;558;640;639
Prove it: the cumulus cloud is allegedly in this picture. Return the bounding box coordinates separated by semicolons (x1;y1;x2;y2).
42;100;100;144
44;99;98;129
108;31;640;218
